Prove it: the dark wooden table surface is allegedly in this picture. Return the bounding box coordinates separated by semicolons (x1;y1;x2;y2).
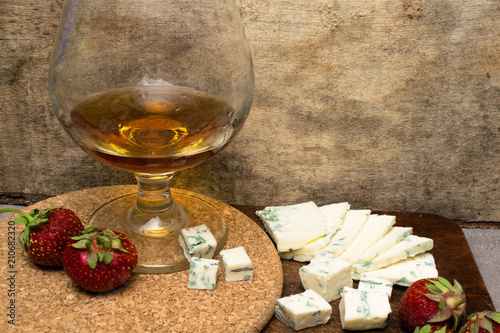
233;206;496;333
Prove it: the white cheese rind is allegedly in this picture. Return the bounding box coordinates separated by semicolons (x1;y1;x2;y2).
358;275;393;300
187;257;219;290
353;235;434;274
339;287;392;331
299;251;353;302
275;289;332;331
322;209;371;256
219;246;253;282
352;253;438;287
256;201;327;252
178;224;217;260
340;214;396;262
355;227;413;264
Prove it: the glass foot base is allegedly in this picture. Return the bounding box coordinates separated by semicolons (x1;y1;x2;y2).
87;189;228;274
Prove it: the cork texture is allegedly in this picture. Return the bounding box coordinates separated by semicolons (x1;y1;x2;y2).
0;0;499;222
0;186;283;332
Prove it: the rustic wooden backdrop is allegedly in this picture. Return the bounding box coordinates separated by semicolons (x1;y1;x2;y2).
1;0;499;222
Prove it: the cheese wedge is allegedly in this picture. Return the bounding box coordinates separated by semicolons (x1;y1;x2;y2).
352;253;438;287
319;202;350;235
322;209;371;256
340;214;396;262
355;227;413;264
256;202;327;253
291;202;350;262
353;235;434;274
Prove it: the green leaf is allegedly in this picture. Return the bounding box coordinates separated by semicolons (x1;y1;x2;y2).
426;283;443;295
84;226;96;233
454;279;464;294
482;319;494;333
438;277;453;290
429;279;448;293
70;234;91;241
486;312;500;324
13;216;29;225
96;235;111;248
103;252;114;264
71;239;91;249
21;226;31;250
436;327;448;333
87;252;98;269
111;239;129;253
18;230;27;253
97;252;105;262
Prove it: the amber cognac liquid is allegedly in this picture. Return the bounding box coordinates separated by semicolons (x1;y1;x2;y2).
69;85;234;173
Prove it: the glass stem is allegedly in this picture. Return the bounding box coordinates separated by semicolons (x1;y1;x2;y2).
135;173;175;213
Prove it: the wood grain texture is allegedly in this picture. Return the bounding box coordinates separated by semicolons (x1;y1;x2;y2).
1;0;499;221
234;205;496;332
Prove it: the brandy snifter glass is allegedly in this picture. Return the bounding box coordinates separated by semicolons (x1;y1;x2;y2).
49;0;253;273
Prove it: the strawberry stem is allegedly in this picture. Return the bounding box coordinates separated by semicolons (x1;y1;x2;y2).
0;208;35;223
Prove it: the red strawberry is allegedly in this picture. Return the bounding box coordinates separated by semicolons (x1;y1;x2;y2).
399;277;466;332
458;311;500;333
415;324;455;333
62;227;138;292
0;206;85;266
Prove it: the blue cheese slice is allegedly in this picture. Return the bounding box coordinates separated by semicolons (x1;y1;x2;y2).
339;287;392;330
319;202;350;235
358;275;393;300
219;246;253;282
352;253;438;287
291;202;350;262
256;202;327;253
355;227;413;264
339;214;396;262
275;289;332;331
187;257;220;290
353;235;434;274
322;209;371;256
178;224;217;260
299;251;353;302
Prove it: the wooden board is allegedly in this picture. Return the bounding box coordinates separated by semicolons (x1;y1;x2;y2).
0;186;283;332
233;206;497;332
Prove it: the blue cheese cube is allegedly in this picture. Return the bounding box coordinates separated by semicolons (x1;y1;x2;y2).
219;246;253;282
275;289;332;331
299;251;353;302
358;275;393;300
187;257;219;290
339;287;392;330
178;224;217;260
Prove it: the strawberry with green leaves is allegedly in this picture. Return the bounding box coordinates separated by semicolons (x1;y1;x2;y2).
459;311;500;333
399;277;466;332
0;206;84;266
414;324;455;333
62;227;138;292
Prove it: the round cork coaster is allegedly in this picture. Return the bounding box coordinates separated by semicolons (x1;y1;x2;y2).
0;185;283;332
